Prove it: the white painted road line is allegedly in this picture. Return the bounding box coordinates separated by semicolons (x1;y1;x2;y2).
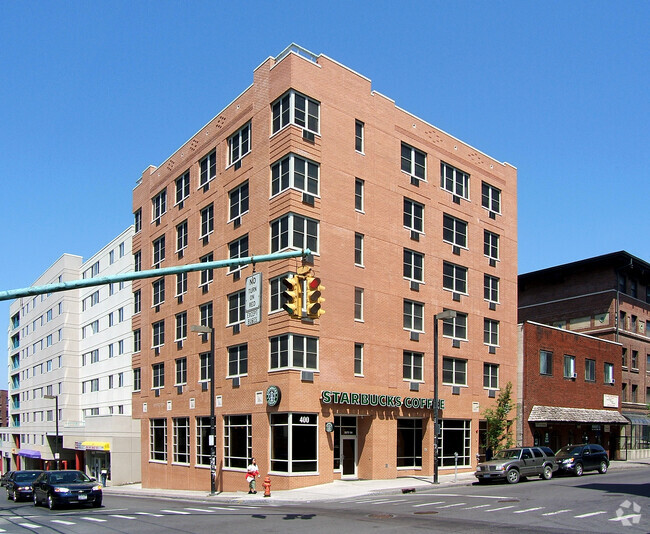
82;517;107;522
161;509;190;515
485;505;516;512
17;524;41;529
111;514;136;519
185;507;215;513
135;512;164;517
51;520;76;525
210;506;238;511
513;507;544;514
610;514;642;523
574;511;607;518
438;502;467;509
464;504;491;510
413;501;445;507
542;509;571;516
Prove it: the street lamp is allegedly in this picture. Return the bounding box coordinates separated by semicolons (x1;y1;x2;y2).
433;310;456;484
43;394;59;470
191;324;216;495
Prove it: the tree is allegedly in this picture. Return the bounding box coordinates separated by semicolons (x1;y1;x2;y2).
482;381;515;453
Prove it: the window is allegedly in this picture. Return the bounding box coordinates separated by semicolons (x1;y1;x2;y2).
133;368;141;391
442;312;467;340
354;343;363;376
228;122;251;166
200;204;214;238
228;235;249;274
484;230;500;261
176;272;187;297
150;419;167;462
176;220;188;253
401;142;426;181
152;320;165;348
172;418;190;464
229;181;249;221
152;278;165;307
228;344;248;377
270;334;318;370
224;414;252;469
175;170;190;205
153;235;166;266
440;161;469;200
604;362;614;384
404;249;424;283
200;302;213;329
270;213;319;253
199;149;216;187
152;189;167;221
484;274;500;303
354;287;364;321
397;419;422;468
355;233;364;266
585;358;596;382
631;384;638;403
631;350;639;370
152;362;165;389
175;357;187;386
109;250;114;264
355;120;364;153
133;329;141;353
200;253;214;287
196;416;212;466
90;349;99;363
228;290;246;326
482;182;501;214
443;357;467;385
270;413;318;473
484;363;499;389
199;352;212;382
175;312;187;341
404;198;424;233
443;262;467;293
272;90;320;134
403;351;423;381
134;209;142;233
134;250;141;272
540;350;553;375
355;178;364;212
439;419;471;467
564;355;576;378
484;319;499;346
443;214;467;248
271;153;319;197
622;347;628;368
403;300;424;332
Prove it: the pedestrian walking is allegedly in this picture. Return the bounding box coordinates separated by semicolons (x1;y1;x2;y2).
246;458;260;494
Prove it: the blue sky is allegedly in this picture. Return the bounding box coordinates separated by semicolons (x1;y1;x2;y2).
1;1;648;385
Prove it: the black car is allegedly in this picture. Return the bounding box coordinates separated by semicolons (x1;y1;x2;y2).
555;443;609;476
6;470;43;501
32;470;102;509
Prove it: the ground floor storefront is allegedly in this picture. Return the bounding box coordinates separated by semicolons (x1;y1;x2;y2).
140;387;494;492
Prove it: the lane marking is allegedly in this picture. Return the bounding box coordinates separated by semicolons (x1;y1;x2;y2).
185;507;214;513
542;509;571;516
413;501;445;507
161;509;190;515
485;505;516;512
82;517;107;522
210;506;238;511
438;502;467;509
514;507;544;514
17;524;41;529
575;511;606;518
610;514;642;523
135;512;163;517
51;520;76;525
111;514;136;519
464;504;491;510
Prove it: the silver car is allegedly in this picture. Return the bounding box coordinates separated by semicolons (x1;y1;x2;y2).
475;446;558;484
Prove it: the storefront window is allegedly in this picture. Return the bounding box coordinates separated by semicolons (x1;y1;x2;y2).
224;415;252;469
270;413;318;473
397;418;423;468
438;419;471;467
149;418;167;462
173;417;190;464
196;416;212;466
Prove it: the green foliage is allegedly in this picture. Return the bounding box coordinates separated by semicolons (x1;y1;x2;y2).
483;381;515;453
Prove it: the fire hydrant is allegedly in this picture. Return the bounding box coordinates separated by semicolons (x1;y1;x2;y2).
262;475;271;497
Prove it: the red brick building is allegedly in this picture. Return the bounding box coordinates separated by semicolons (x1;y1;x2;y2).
519;252;650;459
517;321;627;459
131;45;518;491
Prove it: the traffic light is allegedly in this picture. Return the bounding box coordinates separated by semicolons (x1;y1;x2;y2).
305;276;325;319
282;274;302;318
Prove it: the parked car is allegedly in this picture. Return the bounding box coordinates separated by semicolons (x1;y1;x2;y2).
32;470;102;509
475;446;558;484
0;471;15;487
6;470;43;501
555;443;609;476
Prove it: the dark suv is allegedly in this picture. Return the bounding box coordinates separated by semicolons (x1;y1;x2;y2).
475;446;558;484
555;443;609;476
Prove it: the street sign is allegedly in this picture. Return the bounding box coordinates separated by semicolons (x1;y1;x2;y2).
245;272;262;325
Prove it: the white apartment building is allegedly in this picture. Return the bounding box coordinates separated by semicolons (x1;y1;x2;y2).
4;227;140;485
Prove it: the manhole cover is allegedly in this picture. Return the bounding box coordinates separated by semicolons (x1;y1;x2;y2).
414;511;439;515
367;513;396;519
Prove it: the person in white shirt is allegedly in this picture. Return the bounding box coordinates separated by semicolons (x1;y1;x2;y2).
246;458;260;494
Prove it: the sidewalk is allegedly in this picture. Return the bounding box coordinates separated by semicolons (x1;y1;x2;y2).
102;458;650;504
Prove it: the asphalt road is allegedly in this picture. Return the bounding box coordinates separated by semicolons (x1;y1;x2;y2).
0;467;647;533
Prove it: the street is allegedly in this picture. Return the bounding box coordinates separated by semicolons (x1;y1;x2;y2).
0;466;647;533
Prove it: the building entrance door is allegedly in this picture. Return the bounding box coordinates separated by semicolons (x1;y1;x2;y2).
341;437;357;479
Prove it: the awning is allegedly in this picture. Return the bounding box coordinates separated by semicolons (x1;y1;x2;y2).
81;441;110;451
528;405;629;424
17;449;41;459
623;413;650;426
